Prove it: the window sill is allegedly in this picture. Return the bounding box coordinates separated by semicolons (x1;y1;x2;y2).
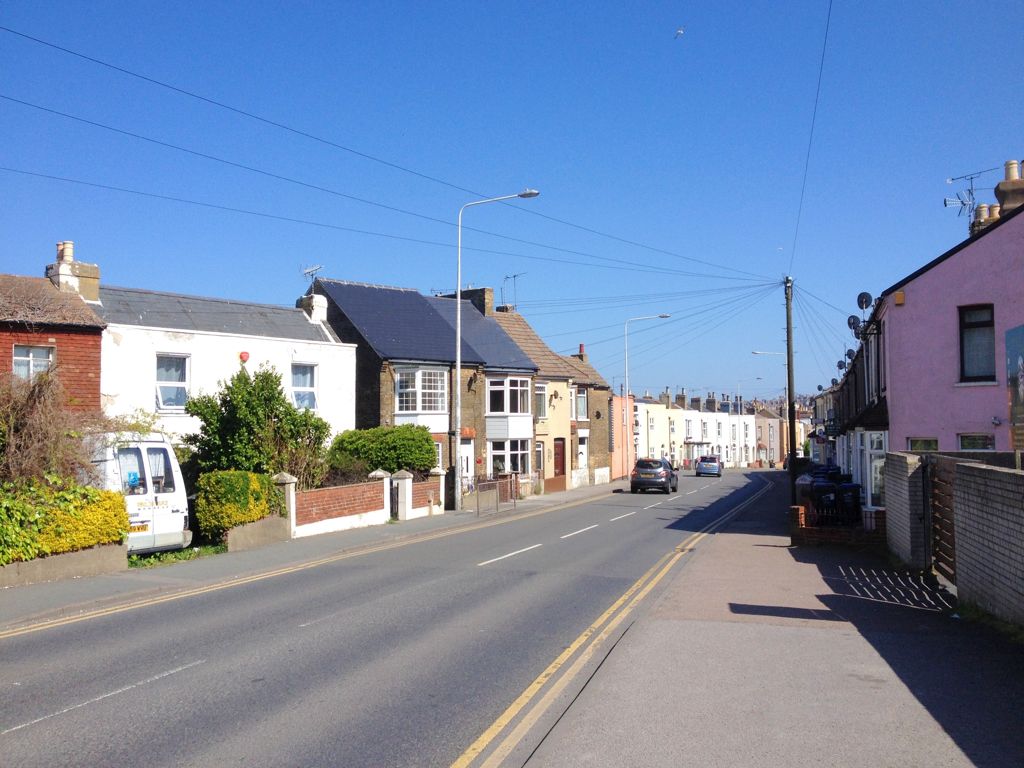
954;381;998;388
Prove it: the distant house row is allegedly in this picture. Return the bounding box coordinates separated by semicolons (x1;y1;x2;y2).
0;242;618;500
812;158;1024;509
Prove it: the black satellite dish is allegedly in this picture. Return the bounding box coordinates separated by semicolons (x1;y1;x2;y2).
831;378;839;386
847;314;860;330
846;349;856;360
817;384;824;392
857;292;873;311
853;326;862;340
837;360;846;370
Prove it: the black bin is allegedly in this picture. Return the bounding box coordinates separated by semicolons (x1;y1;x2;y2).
811;481;838;524
838;483;862;525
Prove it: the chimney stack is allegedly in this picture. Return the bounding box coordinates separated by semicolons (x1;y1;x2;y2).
297;293;328;323
994;158;1024;217
46;240;100;302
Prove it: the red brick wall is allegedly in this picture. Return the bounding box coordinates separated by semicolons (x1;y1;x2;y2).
0;327;102;410
296;481;384;526
412;479;438;509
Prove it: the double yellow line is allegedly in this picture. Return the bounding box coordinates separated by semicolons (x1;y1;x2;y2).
452;478;773;768
0;490;618;642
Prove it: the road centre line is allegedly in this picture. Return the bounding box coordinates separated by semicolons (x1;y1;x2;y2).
477;544;543;567
609;511;636;521
0;488;619;641
560;525;599;539
1;660;206;735
686;489;698;495
642;502;662;510
454;476;775;768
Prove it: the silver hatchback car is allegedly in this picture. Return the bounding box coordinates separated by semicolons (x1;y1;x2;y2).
695;455;722;477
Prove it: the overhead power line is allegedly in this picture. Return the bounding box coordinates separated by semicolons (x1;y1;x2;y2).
1;94;767;284
0;24;774;282
1;166;740;280
787;0;833;275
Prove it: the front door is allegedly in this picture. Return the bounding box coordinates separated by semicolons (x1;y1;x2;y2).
459;438;475;491
548;438;567;492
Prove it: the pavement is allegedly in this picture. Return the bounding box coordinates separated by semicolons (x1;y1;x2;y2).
4;473;1024;767
526;475;1024;768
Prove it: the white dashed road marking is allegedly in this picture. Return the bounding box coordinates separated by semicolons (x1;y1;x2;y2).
609;511;636;521
477;544;543;567
560;525;599;539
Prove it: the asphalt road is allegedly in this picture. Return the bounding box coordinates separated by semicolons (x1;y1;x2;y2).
1;471;765;768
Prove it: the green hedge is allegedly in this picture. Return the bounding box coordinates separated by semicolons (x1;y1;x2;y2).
195;470;284;542
0;477;129;566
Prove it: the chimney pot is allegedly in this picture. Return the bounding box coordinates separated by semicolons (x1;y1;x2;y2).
977;203;990;221
579;343;585;355
990;204;1001;220
1006;160;1021;182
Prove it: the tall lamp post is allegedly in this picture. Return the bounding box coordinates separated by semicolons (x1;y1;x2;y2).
454;189;539;512
623;314;670;477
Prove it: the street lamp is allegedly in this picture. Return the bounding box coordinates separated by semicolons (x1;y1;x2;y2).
455;189;539;512
623;314;670;477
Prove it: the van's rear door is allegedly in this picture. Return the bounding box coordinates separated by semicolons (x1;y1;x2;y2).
116;446;157;552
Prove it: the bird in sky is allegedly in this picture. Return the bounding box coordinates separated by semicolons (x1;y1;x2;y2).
674;27;686;38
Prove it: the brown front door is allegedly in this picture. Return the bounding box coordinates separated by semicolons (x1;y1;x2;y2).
547;438;567;492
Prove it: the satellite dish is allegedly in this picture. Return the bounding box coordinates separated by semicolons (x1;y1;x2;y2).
857;292;873;311
853;326;862;340
837;360;846;370
831;378;839;386
846;349;856;360
847;314;859;330
817;384;824;392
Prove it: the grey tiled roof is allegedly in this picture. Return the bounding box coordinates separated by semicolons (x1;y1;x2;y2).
426;297;536;372
97;286;332;342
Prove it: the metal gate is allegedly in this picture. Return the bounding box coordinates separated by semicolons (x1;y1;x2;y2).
924;455;957;584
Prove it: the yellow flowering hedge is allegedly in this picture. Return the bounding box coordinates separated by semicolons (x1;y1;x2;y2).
195;470;283;542
0;477;129;565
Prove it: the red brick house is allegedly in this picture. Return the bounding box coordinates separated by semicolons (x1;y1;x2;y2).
0;246;105;410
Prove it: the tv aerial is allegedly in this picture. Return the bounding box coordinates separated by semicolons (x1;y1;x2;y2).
301;264;323;284
943;166;999;219
501;272;527;308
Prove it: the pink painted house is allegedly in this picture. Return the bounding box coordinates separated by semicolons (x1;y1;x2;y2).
832;159;1024;508
880;165;1024;455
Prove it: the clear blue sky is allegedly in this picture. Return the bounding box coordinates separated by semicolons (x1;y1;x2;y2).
2;2;1021;400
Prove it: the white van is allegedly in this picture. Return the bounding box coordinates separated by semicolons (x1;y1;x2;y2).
92;433;192;554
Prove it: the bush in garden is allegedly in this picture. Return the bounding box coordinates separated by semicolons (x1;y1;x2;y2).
194;470;284;542
327;424;437;477
185;365;330;490
0;477;128;565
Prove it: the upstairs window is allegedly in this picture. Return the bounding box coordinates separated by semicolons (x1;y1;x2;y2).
291;364;318;410
396;368;447;413
13;345;53;380
534;382;547;419
959;305;995;382
572;387;588;421
488;377;531;415
156;355;188;410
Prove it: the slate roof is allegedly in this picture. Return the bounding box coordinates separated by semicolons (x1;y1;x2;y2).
0;275;104;328
492;310;585;380
426;297;536;372
97;286;333;342
315;279;495;365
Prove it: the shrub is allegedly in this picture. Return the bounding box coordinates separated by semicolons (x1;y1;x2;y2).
37;488;128;556
194;470;284;542
328;424;437;476
185;365;330;490
0;477;128;565
0;370;106;484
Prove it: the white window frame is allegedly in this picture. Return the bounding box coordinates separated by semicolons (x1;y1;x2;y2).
13;344;53;380
488;377;531;415
395;367;448;413
155;354;189;411
573;386;589;421
291;363;318;410
534;382;547;419
489;438;531;477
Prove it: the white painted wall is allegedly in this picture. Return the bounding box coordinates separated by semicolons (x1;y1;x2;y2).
101;323;356;442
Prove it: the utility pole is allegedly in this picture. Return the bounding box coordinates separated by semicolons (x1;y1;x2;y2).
785;276;798;505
